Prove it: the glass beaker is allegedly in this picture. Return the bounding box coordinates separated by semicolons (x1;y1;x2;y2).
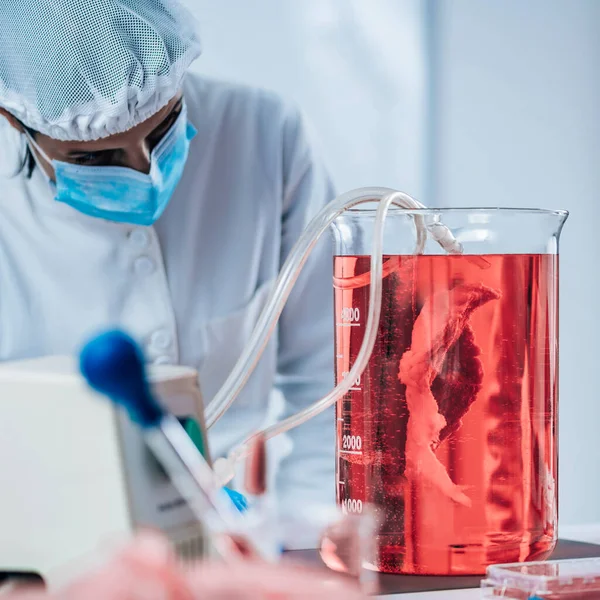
330;206;567;576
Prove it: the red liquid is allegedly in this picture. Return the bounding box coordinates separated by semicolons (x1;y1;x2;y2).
334;254;558;575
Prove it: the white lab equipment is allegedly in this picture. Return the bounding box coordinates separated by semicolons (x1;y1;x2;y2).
0;355;211;588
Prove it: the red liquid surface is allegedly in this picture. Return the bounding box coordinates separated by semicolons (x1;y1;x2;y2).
334;254;558;575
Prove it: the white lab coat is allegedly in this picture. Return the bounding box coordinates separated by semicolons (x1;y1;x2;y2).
0;74;337;531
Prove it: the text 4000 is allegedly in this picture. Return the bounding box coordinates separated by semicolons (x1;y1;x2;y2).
341;498;363;514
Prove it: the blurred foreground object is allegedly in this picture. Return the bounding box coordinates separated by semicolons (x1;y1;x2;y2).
3;532;367;600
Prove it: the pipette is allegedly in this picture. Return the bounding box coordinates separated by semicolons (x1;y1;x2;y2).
79;329;265;562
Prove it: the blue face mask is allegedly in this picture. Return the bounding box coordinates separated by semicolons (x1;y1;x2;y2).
26;103;197;226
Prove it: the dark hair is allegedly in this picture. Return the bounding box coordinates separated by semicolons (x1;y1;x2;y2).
18;125;36;178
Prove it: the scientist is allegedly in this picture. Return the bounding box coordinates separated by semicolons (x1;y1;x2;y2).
0;0;335;527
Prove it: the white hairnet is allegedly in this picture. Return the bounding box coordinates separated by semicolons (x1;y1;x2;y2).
0;0;201;142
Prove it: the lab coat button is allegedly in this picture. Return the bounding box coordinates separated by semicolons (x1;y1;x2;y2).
134;256;155;276
128;229;149;249
153;355;172;365
151;330;172;350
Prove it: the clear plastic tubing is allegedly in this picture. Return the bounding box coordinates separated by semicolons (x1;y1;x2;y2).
206;187;461;484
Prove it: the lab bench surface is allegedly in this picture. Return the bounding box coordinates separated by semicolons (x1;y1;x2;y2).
2;534;599;597
284;539;600;597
